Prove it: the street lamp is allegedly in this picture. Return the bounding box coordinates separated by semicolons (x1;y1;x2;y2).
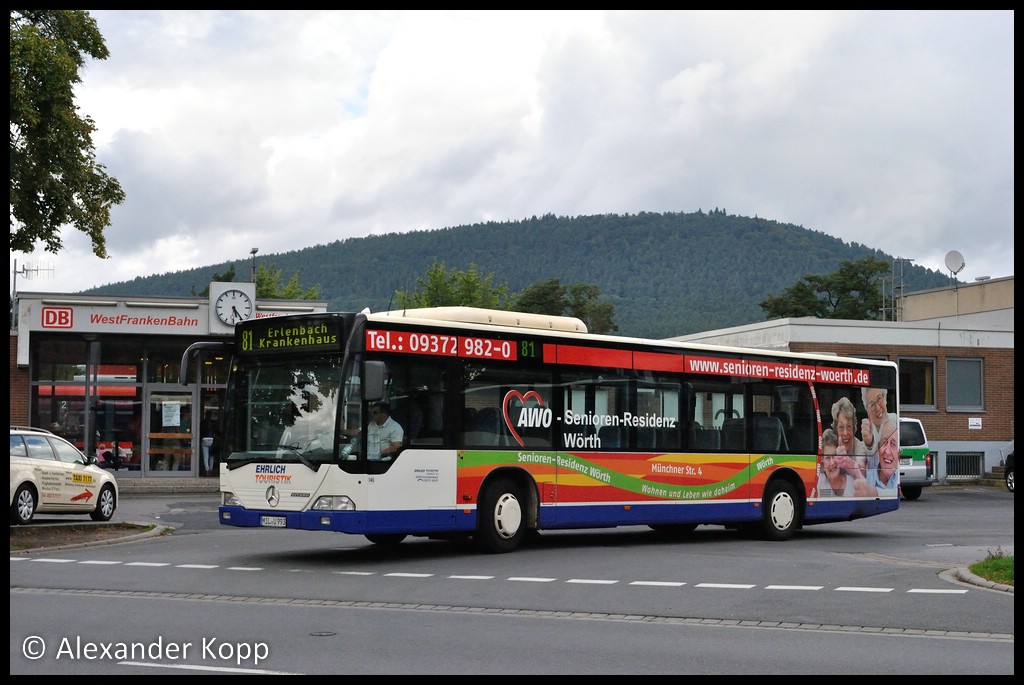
250;247;258;283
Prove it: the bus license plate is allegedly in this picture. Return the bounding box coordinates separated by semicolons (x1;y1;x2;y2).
260;516;287;528
899;458;912;466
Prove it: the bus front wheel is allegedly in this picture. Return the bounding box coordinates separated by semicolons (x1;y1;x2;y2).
760;480;800;541
476;477;527;554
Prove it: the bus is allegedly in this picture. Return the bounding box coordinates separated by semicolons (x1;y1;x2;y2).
182;306;900;553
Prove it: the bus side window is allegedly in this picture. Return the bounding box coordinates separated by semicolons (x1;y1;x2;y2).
597;425;623;449
722;417;746;451
693;426;721;450
465;406;501;446
657;427;679;451
408;393;444;446
789;410;817;453
753;415;788;452
771;411;791;436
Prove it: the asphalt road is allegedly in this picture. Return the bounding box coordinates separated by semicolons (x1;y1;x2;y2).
10;485;1013;674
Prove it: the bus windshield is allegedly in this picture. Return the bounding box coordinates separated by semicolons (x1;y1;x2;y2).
224;356;349;469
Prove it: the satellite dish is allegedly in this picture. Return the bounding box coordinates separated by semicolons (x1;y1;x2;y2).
944;250;965;275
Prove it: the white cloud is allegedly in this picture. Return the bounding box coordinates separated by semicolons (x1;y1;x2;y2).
10;9;1014;296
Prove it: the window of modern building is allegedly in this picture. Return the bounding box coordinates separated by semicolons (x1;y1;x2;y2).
946;358;984;411
145;338;188;384
898;357;936;410
31;337;88;382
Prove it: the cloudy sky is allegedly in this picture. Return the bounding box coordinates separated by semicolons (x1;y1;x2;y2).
10;10;1014;296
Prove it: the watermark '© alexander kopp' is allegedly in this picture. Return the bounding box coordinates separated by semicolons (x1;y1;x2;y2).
21;635;269;666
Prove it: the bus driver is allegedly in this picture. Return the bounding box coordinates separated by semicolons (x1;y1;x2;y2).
342;401;404;461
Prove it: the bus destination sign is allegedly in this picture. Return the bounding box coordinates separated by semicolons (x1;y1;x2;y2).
239;318;343;354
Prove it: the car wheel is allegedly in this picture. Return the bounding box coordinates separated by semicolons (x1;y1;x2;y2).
90;484;117;522
1007;468;1014;493
11;484;37;525
901;485;922;500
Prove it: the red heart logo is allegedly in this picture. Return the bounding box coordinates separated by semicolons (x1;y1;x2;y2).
503;390;545;447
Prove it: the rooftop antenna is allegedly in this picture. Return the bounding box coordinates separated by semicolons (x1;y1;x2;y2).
891;257;914;322
944;250;966;318
944;249;966;280
11;259;54;298
11;259;54;326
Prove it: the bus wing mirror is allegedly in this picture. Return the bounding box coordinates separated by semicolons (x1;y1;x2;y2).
364;361;386;402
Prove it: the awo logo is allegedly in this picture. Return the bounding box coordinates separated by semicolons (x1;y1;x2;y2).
41;306;74;329
502;390;552;447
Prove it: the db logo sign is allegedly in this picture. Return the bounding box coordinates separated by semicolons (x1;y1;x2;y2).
41;306;73;329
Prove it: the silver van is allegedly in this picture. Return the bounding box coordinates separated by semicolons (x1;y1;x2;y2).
898;417;935;500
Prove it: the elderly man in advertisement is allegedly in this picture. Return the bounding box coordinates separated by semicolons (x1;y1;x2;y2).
854;415;900;497
860;386;890;456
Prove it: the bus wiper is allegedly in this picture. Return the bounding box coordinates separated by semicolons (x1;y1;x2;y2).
226;455;264;470
277;443;319;471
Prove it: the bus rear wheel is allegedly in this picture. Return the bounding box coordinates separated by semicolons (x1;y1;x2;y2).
476;477;527;553
649;523;698;537
760;480;800;541
365;534;407;546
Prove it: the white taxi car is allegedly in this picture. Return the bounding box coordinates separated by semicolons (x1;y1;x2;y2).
10;426;118;525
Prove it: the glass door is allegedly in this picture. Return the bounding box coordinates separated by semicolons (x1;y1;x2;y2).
145;389;195;476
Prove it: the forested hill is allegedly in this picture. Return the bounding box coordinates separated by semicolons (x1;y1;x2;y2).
87;210;951;338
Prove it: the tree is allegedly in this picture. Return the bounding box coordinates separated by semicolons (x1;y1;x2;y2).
760;257;888;320
190;263;319;298
254;263;321;300
394;260;509;309
759;280;828;319
395;266;618;334
512;278;564;314
513;279;618;335
10;10;125;258
191;265;238;296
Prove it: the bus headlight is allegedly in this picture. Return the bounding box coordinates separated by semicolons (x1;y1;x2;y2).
223;492;241;507
311;496;356;511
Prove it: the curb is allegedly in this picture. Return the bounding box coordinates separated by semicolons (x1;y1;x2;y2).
118;478;220;496
10;523;172;555
951;567;1015;594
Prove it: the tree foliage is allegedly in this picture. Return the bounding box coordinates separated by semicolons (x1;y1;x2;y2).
10;10;125;258
190;265;238;296
255;263;321;300
513;278;618;334
394;260;510;310
395;266;618;334
511;277;564;314
189;262;319;299
759;257;889;320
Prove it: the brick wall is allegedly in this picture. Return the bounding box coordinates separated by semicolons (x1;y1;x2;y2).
10;331;30;425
